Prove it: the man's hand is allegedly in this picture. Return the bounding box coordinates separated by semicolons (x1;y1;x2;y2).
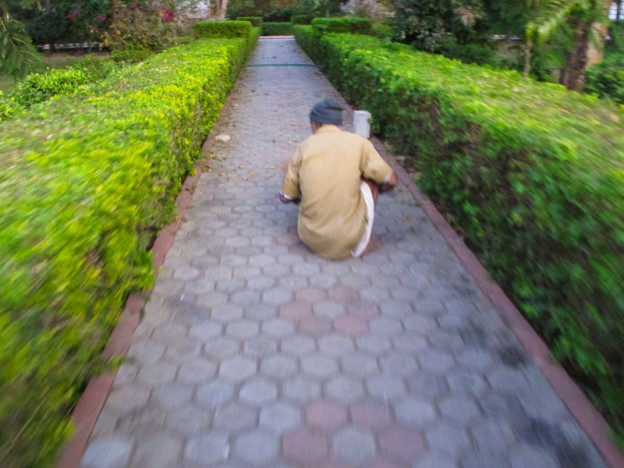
379;171;397;193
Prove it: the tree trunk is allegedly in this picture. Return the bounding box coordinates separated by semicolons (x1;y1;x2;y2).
560;23;590;90
523;41;532;77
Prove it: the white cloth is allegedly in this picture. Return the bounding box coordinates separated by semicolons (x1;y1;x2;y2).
352;181;375;257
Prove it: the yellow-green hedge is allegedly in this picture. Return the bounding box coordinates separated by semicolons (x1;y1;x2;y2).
0;30;258;467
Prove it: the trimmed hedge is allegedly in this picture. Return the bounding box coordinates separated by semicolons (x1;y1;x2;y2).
237;16;263;27
291;14;314;25
262;22;294;36
295;26;624;441
194;20;253;38
0;29;259;467
311;17;372;35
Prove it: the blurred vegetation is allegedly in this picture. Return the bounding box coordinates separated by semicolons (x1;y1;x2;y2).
295;24;624;447
0;25;259;467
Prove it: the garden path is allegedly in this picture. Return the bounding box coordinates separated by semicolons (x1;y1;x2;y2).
79;37;608;468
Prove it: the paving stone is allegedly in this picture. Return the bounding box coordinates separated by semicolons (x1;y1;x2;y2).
446;367;488;395
127;340;165;365
234;430;279;465
425;422;471;457
471;418;517;454
226;319;260;339
318;334;355;356
380;353;418;377
213;402;257;431
239;377;278;406
394;398;437;428
392;333;428;353
185;432;230;465
325;375;365;403
351;400;393;429
263;287;294;305
313;301;346;319
280;302;312;322
379;426;426;464
189;322;222;342
367;373;407;402
459;451;512;468
299;316;332;336
163;341;201;362
283;428;329;465
220;356;257;381
203;336;240;359
480;392;527;420
334;314;368;336
245;303;277;320
306;400;348;432
263;317;296;337
261;354;297;379
130;433;182;468
260;402;302;434
106;384;150;414
151;382;193;410
439;395;481;424
418;350;456;374
244;335;278;358
196;380;235;409
510;445;559;468
369;317;403;336
296;287;328;302
346;300;380;318
231;289;261;306
332;427;377;465
341;352;379;377
357;335;392;355
82;435;132;468
166;404;212;434
281;335;316;355
411;454;458;468
283;376;322;403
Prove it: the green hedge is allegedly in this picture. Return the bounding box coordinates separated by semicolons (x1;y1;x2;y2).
237;16;263;27
295;26;624;442
291;14;314;25
262;22;294;36
194;20;253;38
0;30;258;467
310;17;372;35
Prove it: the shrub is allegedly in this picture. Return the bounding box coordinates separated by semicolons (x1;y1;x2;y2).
237;16;263;27
0;31;258;467
263;7;305;22
439;41;495;66
311;17;373;35
295;28;624;442
12;67;91;107
110;48;154;63
194;20;253;38
292;14;314;25
585;57;624;105
262;22;294;36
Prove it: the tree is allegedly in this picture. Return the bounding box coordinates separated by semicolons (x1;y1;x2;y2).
0;0;43;80
524;0;612;89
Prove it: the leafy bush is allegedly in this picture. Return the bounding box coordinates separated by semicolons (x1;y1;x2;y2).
292;14;314;25
12;67;91;107
585;57;624;105
263;7;305;22
105;0;176;52
237;16;263;26
311;16;372;35
0;91;24;120
0;30;258;467
295;27;624;442
439;40;495;66
262;22;294;36
194;20;253;38
110;48;153;63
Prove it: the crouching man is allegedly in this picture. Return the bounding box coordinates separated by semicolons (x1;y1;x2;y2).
279;97;397;260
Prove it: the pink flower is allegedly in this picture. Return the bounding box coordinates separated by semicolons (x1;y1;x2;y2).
95;14;106;22
161;9;175;21
67;10;79;20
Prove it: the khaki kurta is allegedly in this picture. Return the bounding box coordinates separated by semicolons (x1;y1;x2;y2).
281;125;393;260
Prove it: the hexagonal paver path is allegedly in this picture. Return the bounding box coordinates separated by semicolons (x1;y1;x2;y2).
80;38;608;468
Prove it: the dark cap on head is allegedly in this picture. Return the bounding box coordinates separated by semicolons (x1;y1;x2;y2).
309;97;343;126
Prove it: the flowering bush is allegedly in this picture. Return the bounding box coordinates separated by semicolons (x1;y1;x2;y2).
105;0;177;51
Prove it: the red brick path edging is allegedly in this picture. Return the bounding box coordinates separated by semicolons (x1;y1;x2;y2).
371;138;624;468
56;139;215;468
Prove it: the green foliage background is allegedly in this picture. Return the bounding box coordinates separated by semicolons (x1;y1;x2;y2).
0;25;259;467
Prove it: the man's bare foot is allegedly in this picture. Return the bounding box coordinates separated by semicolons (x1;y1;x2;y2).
361;235;383;256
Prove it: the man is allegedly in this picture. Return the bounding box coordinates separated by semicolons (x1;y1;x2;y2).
279;97;397;260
